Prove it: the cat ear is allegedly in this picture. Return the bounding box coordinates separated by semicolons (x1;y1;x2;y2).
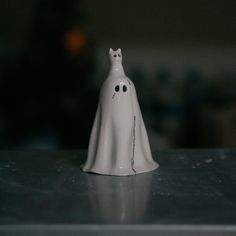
109;48;114;54
117;48;122;53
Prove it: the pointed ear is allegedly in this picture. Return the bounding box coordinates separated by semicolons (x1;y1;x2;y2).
117;48;121;53
109;48;113;54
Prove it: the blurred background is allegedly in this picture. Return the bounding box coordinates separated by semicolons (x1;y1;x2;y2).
0;0;235;150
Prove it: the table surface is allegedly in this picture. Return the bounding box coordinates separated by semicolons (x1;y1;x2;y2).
0;149;236;235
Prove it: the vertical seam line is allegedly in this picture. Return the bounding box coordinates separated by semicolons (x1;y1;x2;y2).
132;115;136;174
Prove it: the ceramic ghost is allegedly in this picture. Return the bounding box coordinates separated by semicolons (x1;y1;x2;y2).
82;48;158;176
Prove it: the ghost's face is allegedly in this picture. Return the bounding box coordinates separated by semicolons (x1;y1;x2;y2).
109;48;122;64
106;79;133;128
112;80;131;100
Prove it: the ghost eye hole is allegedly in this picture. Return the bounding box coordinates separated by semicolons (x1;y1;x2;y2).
123;85;127;92
113;54;117;58
118;54;121;57
115;85;120;92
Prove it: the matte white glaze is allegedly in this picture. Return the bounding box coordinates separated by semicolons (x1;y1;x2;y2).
82;48;158;176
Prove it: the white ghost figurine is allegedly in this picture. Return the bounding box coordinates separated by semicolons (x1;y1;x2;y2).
82;48;158;176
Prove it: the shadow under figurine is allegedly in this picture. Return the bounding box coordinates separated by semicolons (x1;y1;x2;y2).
82;48;158;176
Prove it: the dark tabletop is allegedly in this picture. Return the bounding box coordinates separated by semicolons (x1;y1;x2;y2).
0;149;236;235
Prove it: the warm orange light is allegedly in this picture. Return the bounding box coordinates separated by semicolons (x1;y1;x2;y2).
64;28;87;56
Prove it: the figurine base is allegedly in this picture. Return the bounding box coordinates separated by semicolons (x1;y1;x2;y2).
81;162;159;176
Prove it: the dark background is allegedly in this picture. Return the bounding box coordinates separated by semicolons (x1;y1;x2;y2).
0;0;235;150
